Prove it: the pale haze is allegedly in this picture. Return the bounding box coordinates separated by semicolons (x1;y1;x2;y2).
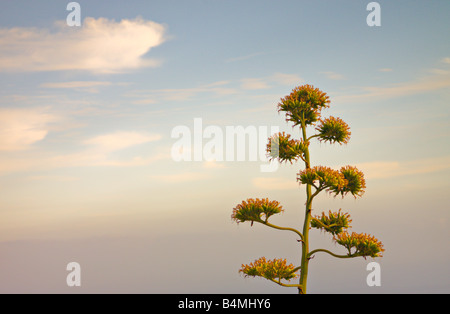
0;1;449;293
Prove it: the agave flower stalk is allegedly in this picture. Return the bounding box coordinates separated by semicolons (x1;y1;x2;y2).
232;85;384;294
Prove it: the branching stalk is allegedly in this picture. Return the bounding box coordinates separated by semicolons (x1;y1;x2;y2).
259;221;304;241
269;278;303;288
307;248;356;259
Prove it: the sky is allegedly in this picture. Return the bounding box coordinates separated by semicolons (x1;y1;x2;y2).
0;0;449;293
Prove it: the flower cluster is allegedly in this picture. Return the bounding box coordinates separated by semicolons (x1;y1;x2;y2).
334;232;385;258
297;165;366;198
297;166;347;192
239;257;297;281
266;132;309;164
277;85;330;126
316;116;351;145
231;198;283;224
311;210;352;235
332;166;366;198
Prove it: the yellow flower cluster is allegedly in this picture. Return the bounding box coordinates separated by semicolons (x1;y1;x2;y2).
277;84;330;126
297;165;366;198
316;116;351;145
334;232;385;258
266;131;309;164
335;166;366;198
239;257;298;281
231;198;283;224
297;166;347;191
311;209;352;235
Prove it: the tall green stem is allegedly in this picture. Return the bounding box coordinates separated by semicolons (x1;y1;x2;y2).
299;118;312;294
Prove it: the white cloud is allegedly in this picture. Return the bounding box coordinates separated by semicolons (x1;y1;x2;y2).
0;131;165;175
428;68;450;76
41;131;164;169
442;57;450;64
0;156;40;174
0;108;57;151
354;156;450;180
0;17;166;73
126;73;301;104
320;71;345;80
84;131;161;152
40;81;114;93
126;81;238;103
333;73;450;104
44;149;167;170
26;175;79;182
378;68;393;72
240;78;271;90
270;73;303;86
131;98;158;105
203;161;226;169
252;177;298;190
0;106;169;174
151;172;210;183
240;73;303;90
225;52;265;63
40;81;112;89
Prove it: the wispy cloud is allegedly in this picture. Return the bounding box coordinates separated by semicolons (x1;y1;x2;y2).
150;171;210;183
40;81;112;89
240;78;271;90
355;156;450;180
44;150;167;169
203;161;226;169
125;72;302;104
40;81;114;93
428;68;450;76
320;71;345;80
252;177;298;190
26;175;79;182
0;129;165;175
126;81;238;103
333;71;450;104
241;73;303;90
0;108;57;151
0;17;166;73
130;98;158;105
271;73;303;86
225;52;265;63
83;131;161;153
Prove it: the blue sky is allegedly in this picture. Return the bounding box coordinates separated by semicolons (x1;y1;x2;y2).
0;0;449;293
